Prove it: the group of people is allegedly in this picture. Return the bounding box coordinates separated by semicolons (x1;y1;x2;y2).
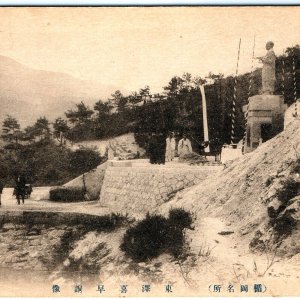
148;132;193;165
166;133;193;161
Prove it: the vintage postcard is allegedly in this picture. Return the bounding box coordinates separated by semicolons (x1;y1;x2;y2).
0;6;299;297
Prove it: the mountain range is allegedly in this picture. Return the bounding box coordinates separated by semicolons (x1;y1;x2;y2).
0;55;122;127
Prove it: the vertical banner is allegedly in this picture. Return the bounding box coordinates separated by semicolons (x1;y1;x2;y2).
200;84;210;153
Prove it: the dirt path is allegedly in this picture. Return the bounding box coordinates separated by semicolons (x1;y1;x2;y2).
187;217;242;284
183;216;300;296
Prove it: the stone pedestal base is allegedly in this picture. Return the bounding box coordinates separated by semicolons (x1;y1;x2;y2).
243;94;287;153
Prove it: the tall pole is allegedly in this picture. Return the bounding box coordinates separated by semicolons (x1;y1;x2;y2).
200;84;210;153
242;36;255;154
292;50;298;117
231;38;241;145
281;49;286;102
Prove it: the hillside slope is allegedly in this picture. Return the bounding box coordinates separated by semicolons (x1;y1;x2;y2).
49;113;300;296
63;162;108;200
160;106;300;258
72;133;146;157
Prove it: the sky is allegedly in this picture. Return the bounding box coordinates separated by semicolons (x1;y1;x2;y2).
0;7;299;94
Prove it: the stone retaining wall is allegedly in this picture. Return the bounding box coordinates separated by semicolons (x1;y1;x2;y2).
99;161;223;214
0;210;122;228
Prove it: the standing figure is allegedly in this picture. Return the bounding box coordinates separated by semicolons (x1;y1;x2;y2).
25;184;33;199
0;178;5;206
257;41;276;94
165;132;176;162
148;133;158;164
157;132;166;165
178;134;192;158
15;175;26;205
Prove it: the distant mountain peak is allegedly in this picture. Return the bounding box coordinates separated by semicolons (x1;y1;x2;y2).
0;54;123;127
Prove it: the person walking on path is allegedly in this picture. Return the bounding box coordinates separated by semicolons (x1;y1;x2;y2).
15;174;26;205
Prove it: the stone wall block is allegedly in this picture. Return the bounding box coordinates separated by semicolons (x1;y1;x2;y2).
99;165;219;213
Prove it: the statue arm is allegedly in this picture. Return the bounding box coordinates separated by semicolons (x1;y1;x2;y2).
261;51;276;64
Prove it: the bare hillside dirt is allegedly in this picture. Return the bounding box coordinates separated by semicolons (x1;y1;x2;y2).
160;115;300;252
154;111;300;296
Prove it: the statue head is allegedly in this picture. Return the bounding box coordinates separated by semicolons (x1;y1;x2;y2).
266;41;274;50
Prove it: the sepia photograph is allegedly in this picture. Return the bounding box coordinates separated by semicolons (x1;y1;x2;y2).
0;6;299;297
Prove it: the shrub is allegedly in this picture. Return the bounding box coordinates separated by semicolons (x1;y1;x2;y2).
120;210;194;262
167;208;194;258
120;214;168;261
273;213;297;236
276;178;300;203
49;186;85;202
168;208;193;229
291;158;300;174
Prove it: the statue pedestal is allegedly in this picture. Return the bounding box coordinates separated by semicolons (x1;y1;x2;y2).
243;94;287;153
